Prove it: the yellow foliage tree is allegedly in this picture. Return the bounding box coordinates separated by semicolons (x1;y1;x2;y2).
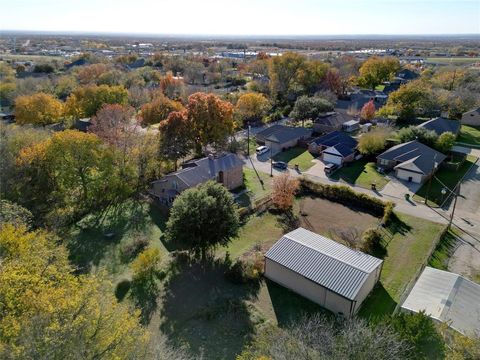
15;92;64;125
0;224;148;358
235;92;271;124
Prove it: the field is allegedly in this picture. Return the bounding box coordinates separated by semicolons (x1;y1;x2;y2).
457;125;480;147
413;155;477;207
273;147;315;171
0;53;65;62
426;57;480;65
330;159;389;190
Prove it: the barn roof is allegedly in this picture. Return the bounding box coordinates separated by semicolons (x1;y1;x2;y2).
265;228;383;300
401;267;480;337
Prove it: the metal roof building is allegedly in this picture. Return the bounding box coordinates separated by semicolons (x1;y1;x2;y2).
264;228;383;317
401;267;480;337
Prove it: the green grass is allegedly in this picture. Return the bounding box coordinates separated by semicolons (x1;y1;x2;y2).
375;84;385;91
413;155;477;207
428;228;461;270
426;57;480;65
236;168;273;208
330;159;389;190
359;213;445;318
273;147;315;171
457;125;480;147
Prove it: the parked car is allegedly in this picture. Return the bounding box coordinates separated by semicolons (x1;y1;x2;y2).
272;161;288;170
324;163;338;175
256;145;269;155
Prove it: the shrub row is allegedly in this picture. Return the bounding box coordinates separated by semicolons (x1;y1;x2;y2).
300;178;394;221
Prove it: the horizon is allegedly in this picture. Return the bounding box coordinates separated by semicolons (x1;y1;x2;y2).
1;0;479;36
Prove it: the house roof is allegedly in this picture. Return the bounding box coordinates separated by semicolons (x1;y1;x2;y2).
315;112;349;127
344;119;360;127
396;68;419;80
418;117;461;136
265;228;383;300
377;140;447;175
311;131;357;150
263;126;312;144
401;267;480;336
153;153;243;188
326;143;356;157
463;107;480;117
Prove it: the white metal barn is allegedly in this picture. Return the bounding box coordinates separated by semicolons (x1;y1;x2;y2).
401;266;480;337
264;228;383;317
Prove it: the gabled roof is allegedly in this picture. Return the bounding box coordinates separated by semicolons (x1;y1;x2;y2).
396;68;419;80
315;112;349;127
265;228;383;300
401;267;480;336
327;143;356;157
377;140;446;175
153;153;243;188
311;131;357;150
463;107;480;117
263;126;312;144
418;117;460;136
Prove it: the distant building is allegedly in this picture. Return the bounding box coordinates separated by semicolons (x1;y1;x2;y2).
264;228;383;317
256;125;312;156
150;153;243;206
461;108;480;126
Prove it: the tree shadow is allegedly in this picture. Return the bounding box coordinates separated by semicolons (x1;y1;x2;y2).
385;213;412;236
359;282;397;320
428;230;458;269
159;257;261;360
265;279;331;327
67;200;154;273
130;277;162;325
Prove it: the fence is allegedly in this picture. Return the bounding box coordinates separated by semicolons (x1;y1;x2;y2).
237;194;273;219
393;224;449;314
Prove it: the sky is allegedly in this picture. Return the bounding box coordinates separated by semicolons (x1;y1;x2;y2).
1;0;479;36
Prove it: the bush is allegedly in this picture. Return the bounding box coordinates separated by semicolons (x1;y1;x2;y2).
120;233;150;261
300;179;386;216
225;252;264;284
361;228;383;254
382;202;394;225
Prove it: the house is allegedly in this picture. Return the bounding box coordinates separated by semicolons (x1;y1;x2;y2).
342;119;360;132
395;68;419;83
150;153;243;206
401;267;480;337
418;117;461;136
377;140;446;184
313;112;349;133
309;131;358;165
461;108;480;126
74;118;92;132
256;125;312;156
264;228;383;317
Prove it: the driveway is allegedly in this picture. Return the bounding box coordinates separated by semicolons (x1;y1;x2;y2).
380;176;422;199
303;159;329;180
452;145;480;158
456;162;480;216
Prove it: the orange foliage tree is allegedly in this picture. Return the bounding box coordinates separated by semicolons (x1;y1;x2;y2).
360;99;376;121
139;94;184;125
272;173;300;211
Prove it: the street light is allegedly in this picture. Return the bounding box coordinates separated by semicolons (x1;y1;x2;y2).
441;188;447;205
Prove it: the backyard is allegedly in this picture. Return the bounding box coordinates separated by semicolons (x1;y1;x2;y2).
456;125;480;147
273;147;315;171
413;155;477;207
330;159;389;190
235;168;273;208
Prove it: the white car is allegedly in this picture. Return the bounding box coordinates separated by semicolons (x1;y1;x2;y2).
256;145;269;155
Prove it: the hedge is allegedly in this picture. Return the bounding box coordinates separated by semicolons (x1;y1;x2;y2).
300;178;394;223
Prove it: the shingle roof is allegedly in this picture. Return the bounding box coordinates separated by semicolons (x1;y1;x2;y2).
418;117;461;136
377;140;447;175
315;112;349;127
156;153;243;188
311;131;357;148
401;267;480;337
265;228;383;300
264;126;312;144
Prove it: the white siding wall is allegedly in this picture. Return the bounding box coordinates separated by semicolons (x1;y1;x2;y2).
353;263;382;314
396;169;423;183
265;258;353;316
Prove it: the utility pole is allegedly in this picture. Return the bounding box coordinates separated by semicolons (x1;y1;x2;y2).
270;148;273;177
424;154;437;206
448;182;460;230
247;122;250;157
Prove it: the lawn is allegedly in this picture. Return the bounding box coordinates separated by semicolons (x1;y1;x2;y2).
428;228;461;270
457;125;480;147
235;168;273;208
359;213;445;318
375;84;385;91
413;155;477;207
426;57;480;65
330;159;389;190
273;147;315;171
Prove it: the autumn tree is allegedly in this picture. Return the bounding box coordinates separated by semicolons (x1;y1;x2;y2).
16;130;134;227
64;84;128;119
75;63;111;84
140;94;184;125
235;92;271;124
159;111;193;168
165;181;240;261
15;92;64;125
186;92;235;154
272;173;300;211
268;52;306;100
358;56;400;90
290;96;333;126
435;132;456;153
358;128;390;156
160;71;186;99
131;247;162;298
360;99;376;122
0;224;148;359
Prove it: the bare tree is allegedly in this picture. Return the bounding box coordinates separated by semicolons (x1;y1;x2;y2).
331;227;361;249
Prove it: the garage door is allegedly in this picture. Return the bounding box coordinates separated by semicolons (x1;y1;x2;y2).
323;153;343;165
396;169;423;183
